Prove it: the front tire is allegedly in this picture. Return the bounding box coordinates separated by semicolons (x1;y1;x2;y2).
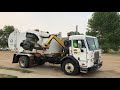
62;59;79;75
19;56;29;68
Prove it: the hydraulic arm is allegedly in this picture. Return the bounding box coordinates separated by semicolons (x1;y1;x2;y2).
43;34;65;49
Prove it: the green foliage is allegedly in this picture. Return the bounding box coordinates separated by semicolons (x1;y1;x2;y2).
86;12;120;53
3;25;14;34
0;25;15;48
0;66;32;73
67;31;83;36
0;74;17;78
0;29;3;36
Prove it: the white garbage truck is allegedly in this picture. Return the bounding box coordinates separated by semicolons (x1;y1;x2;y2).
8;29;103;75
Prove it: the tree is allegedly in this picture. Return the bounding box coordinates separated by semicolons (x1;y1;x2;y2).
3;25;14;34
0;25;15;48
86;12;120;53
0;29;3;36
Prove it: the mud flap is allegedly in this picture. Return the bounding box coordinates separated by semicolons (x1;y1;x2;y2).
12;54;18;63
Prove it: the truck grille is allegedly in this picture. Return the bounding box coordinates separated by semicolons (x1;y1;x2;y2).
94;51;99;64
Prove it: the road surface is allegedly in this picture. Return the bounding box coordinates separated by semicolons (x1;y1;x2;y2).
0;51;120;78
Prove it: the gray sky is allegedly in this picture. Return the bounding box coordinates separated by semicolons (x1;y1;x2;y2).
0;12;93;37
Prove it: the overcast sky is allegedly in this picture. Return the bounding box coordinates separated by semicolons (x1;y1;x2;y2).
0;12;93;37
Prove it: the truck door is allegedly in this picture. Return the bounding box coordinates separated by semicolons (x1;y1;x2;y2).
72;40;87;61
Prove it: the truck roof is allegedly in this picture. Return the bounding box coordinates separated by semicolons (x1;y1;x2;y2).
69;35;97;40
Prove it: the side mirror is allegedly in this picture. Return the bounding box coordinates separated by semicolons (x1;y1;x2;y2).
78;41;84;52
78;41;82;48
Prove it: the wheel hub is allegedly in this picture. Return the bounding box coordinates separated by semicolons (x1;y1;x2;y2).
19;58;25;67
65;63;74;73
67;66;71;69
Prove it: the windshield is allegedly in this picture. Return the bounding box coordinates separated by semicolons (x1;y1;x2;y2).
86;37;99;51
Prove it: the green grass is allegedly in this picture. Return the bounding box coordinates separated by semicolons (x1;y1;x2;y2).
0;66;32;73
102;50;120;55
102;52;120;55
108;52;120;54
0;74;17;78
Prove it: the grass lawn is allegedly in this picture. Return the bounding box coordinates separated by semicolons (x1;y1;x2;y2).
0;74;17;78
0;66;32;73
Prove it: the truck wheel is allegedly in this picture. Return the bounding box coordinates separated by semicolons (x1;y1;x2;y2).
37;60;45;65
62;60;79;75
19;56;29;68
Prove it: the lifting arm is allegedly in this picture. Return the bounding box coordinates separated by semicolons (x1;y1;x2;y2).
43;34;65;49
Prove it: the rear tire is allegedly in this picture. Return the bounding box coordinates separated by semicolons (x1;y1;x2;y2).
62;59;79;75
19;56;29;68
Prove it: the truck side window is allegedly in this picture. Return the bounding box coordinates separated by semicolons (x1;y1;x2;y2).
73;40;86;48
73;40;78;48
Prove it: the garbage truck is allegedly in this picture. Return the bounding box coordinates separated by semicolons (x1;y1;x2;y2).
8;29;103;75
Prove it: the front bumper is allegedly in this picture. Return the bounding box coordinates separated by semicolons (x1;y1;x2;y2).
80;61;103;73
88;61;103;72
93;61;103;68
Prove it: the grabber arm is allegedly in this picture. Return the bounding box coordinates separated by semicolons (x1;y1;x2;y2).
43;34;65;49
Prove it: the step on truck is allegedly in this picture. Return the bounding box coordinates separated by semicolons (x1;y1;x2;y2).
8;29;103;75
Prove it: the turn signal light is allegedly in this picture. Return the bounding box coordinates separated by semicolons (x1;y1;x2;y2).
74;49;77;51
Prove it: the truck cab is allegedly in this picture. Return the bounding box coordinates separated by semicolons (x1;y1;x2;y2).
61;35;102;74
